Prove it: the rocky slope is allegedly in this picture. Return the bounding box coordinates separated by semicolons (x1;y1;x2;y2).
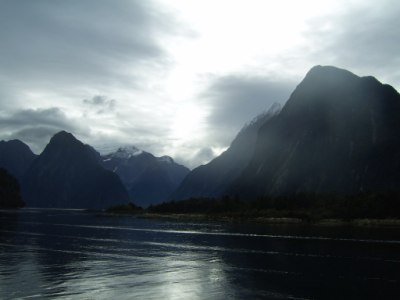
232;66;400;198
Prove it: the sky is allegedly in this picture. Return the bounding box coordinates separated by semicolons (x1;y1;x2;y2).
0;0;399;169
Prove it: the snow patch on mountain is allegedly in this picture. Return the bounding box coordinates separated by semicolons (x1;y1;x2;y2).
111;146;143;159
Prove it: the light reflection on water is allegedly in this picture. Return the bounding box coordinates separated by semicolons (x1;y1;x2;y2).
1;208;400;299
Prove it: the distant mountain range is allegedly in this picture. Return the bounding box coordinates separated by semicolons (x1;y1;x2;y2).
101;146;189;207
2;65;400;209
0;132;189;209
175;66;400;200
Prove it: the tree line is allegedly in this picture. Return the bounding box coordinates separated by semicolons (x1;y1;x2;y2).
148;192;400;220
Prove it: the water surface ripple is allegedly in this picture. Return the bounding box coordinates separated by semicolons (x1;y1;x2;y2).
1;208;400;299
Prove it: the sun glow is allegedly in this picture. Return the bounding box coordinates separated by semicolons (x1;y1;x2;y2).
159;0;343;139
170;102;208;143
161;0;340;75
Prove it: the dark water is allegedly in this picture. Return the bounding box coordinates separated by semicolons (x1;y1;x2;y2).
1;209;400;299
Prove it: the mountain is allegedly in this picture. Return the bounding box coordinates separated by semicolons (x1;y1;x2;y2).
102;146;189;207
231;65;400;198
23;131;129;209
172;103;281;200
0;168;24;208
0;140;36;182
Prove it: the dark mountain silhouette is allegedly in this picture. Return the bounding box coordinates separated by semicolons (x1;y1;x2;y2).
231;65;400;198
172;103;281;200
0;168;24;208
0;140;36;182
23;131;129;209
101;146;189;207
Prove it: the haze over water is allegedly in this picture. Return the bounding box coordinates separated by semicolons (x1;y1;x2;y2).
1;209;400;299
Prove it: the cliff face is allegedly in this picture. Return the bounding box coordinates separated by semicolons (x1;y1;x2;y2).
232;66;400;198
23;131;129;209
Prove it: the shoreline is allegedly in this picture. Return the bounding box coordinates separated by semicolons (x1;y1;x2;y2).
135;212;400;227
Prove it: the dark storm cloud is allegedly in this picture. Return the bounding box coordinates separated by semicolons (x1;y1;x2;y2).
305;1;400;85
0;0;176;93
0;107;88;153
202;75;294;144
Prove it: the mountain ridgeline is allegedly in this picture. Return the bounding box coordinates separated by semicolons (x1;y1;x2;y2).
1;65;400;212
175;66;400;201
0;132;189;209
101;147;189;207
0;140;36;182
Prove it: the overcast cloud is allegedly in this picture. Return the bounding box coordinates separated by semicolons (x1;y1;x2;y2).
0;0;170;84
0;0;399;168
0;107;89;152
302;0;400;84
202;75;294;145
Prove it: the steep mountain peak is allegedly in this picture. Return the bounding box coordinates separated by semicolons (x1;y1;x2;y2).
0;139;37;182
23;132;129;209
0;139;35;157
304;65;359;81
40;131;101;167
280;65;398;120
50;131;80;145
298;65;390;93
1;139;30;149
231;66;400;198
292;65;360;96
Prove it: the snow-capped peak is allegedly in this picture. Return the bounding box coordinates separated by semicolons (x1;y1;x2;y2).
111;146;143;159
